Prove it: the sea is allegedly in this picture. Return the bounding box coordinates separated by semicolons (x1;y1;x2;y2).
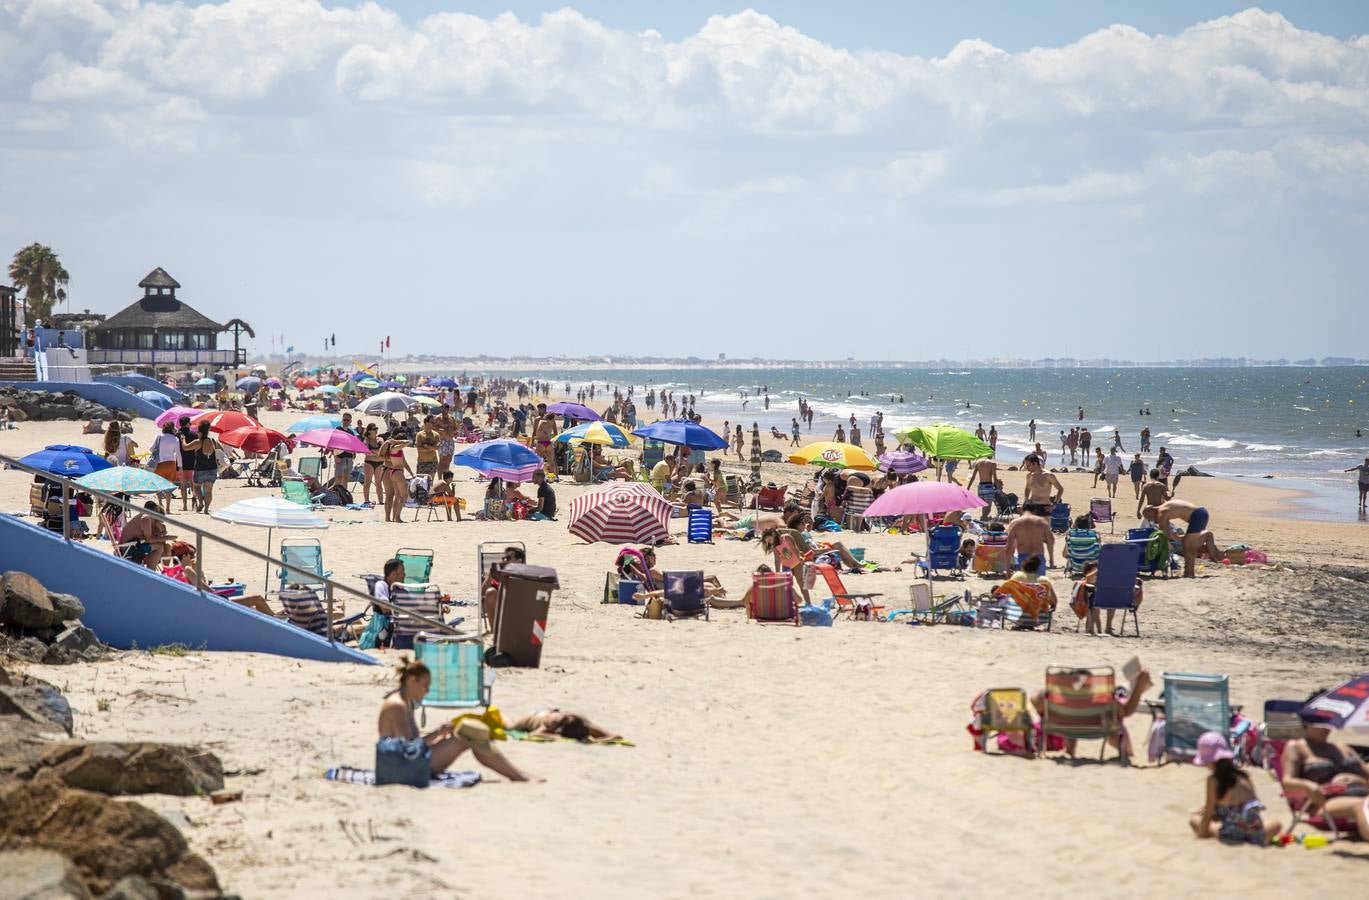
481;366;1369;522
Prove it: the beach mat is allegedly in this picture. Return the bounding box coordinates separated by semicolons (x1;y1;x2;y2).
324;766;481;788
508;731;635;747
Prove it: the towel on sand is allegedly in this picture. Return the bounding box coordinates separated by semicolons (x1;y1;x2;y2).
324;766;481;788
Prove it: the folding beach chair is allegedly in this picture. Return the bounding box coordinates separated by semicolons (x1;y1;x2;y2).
687;507;713;544
843;485;874;532
389;583;445;650
971;532;1009;577
756;484;787;510
922;525;963;579
1079;542;1143;636
281;478;320;508
395;547;434;585
1042;665;1123;762
993;490;1018;519
1049;503;1071;533
663;570;709;621
277;538;332;592
723;474;746;509
1064;528;1101;576
905;581;963;624
1255;700;1360;841
1159;672;1245;765
414;633;493;714
1089;497;1116;534
747;570;800;625
297;455;325;482
279;587;329;636
985;580;1054;631
813;562;884;620
640;440;665;471
982;688;1034;756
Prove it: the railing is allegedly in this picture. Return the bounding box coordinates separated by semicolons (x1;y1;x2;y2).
0;451;464;646
86;349;234;366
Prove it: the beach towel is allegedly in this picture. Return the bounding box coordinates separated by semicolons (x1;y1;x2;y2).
323;766;481;788
508;731;635;747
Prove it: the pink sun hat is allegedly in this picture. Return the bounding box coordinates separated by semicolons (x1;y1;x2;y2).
1193;731;1234;765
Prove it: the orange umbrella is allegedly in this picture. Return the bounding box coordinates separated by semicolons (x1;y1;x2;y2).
294;378;320;389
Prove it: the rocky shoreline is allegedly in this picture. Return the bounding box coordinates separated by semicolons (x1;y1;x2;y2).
0;387;128;423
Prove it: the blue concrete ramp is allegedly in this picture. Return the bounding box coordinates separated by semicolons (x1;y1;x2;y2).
96;374;186;405
0;516;375;664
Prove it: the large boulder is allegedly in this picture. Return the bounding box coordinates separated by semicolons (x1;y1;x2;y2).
33;743;224;797
0;780;220;896
3;571;56;630
0;847;94;899
52;624;100;655
48;593;86;623
0;683;74;735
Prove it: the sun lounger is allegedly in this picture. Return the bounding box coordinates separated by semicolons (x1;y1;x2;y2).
1255;699;1359;840
985;580;1055;631
1159;672;1247;765
747;571;800;625
1042;665;1124;762
972;532;1009;577
1080;542;1143;636
843;485;874;532
757;485;787;510
1049;503;1071;533
281;478;321;508
414;633;492;712
389;583;445;649
1064;528;1101;576
395;547;434;585
687;507;713;544
920;525;963;578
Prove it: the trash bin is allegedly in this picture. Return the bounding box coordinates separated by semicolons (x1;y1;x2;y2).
493;563;559;668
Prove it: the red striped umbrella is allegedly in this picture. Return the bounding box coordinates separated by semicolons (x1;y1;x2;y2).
567;482;672;545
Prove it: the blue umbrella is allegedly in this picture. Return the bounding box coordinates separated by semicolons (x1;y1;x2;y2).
547;401;601;422
453;439;542;473
286;414;343;433
194;378;216;388
631;418;727;450
136;390;174;411
236;376;262;392
428;376;457;388
381;380;404;390
19;445;114;476
458;385;475;392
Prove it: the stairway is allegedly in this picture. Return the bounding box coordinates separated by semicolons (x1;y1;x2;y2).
0;356;37;381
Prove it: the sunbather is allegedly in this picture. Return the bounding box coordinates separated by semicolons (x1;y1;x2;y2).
1281;703;1369;839
378;657;533;782
1190;732;1281;844
120;502;172;569
507;709;622;742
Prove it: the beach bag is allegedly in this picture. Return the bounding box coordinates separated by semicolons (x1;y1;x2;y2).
374;737;431;788
798;599;833;627
357;612;391;650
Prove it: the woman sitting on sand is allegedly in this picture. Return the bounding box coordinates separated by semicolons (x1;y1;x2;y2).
1280;702;1369;839
377;657;532;784
1190;732;1281;844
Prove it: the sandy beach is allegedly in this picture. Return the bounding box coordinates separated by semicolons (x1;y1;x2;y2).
2;407;1368;898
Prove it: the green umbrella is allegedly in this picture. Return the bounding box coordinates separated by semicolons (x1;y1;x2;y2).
893;424;994;460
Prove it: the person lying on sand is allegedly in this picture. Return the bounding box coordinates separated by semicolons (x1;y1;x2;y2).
508;710;622;743
1189;731;1281;845
378;657;533;783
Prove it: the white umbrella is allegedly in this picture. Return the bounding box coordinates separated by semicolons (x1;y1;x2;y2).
212;497;328;592
356;391;415;416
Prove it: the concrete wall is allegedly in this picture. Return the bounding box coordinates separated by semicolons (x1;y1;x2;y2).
95;374;186;404
0;515;375;664
0;380;166;420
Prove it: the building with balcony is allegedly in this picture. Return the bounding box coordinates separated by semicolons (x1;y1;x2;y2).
86;267;234;367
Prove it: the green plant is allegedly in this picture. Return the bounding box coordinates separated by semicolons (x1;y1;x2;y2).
96;698;111;712
8;243;69;326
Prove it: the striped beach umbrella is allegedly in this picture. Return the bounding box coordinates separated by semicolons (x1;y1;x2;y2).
567;482;671;545
554;421;632;447
213;497;329;592
749;423;762;484
75;466;175;495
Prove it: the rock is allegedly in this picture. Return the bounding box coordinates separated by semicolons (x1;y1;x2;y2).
53;624;100;655
36;742;224;797
0;683;74;735
0;848;95;900
3;571;56;629
97;876;162;900
5;636;50;662
0;664;10;686
0;780;221;896
48;593;86;623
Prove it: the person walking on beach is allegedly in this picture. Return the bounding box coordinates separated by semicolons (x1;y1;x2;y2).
435;405;457;476
1028;419;1036;441
1103;447;1125;498
975;423;986;443
791;419;801;447
833;424;846;443
1346;457;1369;511
1066;427;1079;465
988;425;998;451
1059;430;1068;464
850;423;862;448
1140;426;1151;453
1128;453;1146;500
734;424;744;461
1112;429;1125;451
1079;427;1091;460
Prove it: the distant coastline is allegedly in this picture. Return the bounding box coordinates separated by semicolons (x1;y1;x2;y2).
256;356;1368;371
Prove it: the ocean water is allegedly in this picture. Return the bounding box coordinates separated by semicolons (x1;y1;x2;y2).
487;366;1369;519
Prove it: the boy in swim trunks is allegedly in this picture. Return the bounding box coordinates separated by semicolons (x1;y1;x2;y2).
1143;498;1219;578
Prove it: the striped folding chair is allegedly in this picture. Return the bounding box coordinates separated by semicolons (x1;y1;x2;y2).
279;587;329;636
747;571;800;625
687;507;713;544
389;583;444;649
1042;665;1122;762
843;486;874;531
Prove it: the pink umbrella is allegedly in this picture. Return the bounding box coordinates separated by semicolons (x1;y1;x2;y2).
866;481;985;517
480;463;544;483
154;406;200;428
294;428;368;454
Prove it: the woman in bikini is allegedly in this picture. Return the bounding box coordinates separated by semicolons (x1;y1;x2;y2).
1281;707;1369;839
1190;731;1280;844
361;423;385;506
379;435;412;523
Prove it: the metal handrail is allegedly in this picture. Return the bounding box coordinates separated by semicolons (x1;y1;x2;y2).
1;451;464;645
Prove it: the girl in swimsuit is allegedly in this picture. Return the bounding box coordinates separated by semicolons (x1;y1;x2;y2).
362;424;386;506
1190;731;1280;844
379;436;412;523
1281;710;1369;839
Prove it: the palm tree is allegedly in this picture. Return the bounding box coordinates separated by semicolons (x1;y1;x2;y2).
8;243;69;326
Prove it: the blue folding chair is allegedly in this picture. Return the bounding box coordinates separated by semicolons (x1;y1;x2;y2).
687;507;713;544
1081;542;1143;635
414;634;493;714
922;525;963;578
1160;672;1246;764
278;538;332;592
663;570;709;621
1049;503;1071;533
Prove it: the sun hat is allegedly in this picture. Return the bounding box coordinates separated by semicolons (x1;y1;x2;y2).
1194;731;1234;765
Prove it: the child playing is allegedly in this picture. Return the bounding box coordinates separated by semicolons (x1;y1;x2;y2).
1189;732;1281;845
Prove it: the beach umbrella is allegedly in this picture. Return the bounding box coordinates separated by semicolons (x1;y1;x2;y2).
1300;675;1369;732
136;391;174;411
155;406;201;428
459;385;475;393
212;497;328;593
894;424;993;461
877;450;930;475
380;380;403;390
316;384;342;395
219;425;293;454
18;445;113;477
236;376;262;392
546;401;602;422
631;418;727;450
554;421;632;447
356;392;414;415
750;423;762;484
76;466;174;495
294;377;320;389
286;414;342;433
453;439;541;473
428;376;457;389
194;378;216;388
567;482;671;545
356;378;381;390
865;481;985;518
265;378;282;389
481;464;544;483
191;410;258;434
410;395;441;408
295;428;367;454
789;441;879;471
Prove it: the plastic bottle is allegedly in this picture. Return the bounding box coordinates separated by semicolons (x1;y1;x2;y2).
1302;834;1328;849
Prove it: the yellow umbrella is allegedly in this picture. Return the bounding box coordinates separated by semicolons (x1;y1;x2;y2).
789;441;878;471
410;395;441;408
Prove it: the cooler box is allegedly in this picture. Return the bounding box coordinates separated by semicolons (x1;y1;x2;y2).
493;563;559;668
618;579;642;605
210;582;246;599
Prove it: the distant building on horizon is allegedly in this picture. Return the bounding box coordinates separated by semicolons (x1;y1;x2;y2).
86;267;235;368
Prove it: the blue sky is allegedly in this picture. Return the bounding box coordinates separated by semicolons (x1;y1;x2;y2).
2;2;1367;362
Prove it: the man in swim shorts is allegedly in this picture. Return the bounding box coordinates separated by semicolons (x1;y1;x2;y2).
966;454;1000;518
1021;455;1063;517
435;405;458;475
1345;457;1369;512
1143;498;1220;578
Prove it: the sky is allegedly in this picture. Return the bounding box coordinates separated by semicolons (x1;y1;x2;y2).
2;1;1367;362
